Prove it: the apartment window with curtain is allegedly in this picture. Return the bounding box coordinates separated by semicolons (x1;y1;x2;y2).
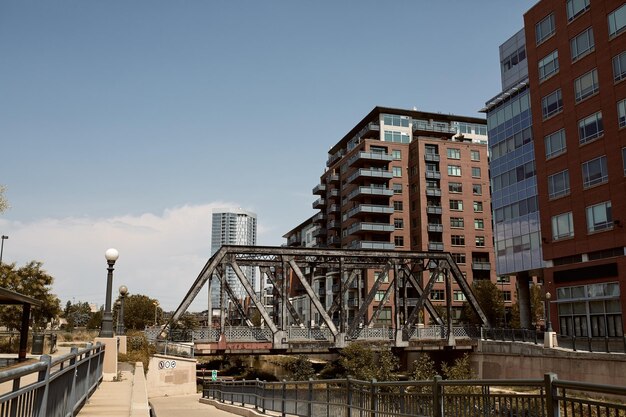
548;169;570;199
542;89;563;119
586;201;612;233
579;112;603;144
574;69;599;102
582;155;608;188
552;212;574;240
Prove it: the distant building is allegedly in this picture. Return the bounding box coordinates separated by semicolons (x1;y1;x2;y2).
210;208;257;307
284;106;493;326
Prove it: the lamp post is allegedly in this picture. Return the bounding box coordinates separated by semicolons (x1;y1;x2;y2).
0;235;8;264
99;248;119;338
545;291;553;332
153;301;159;326
117;285;128;335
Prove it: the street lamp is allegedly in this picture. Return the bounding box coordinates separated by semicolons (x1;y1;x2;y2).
117;285;128;335
0;235;8;264
153;301;159;326
545;291;553;332
99;248;119;337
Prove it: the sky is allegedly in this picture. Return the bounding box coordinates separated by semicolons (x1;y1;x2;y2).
0;1;537;311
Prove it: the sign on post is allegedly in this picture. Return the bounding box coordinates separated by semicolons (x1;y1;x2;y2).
211;370;217;381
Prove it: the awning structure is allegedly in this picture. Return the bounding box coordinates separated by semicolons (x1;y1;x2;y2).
0;287;42;360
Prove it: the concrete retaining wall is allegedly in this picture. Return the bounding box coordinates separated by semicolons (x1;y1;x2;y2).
473;340;626;385
146;354;197;398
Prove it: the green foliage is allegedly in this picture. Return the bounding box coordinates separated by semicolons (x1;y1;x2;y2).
285;355;315;381
119;331;155;373
87;309;103;330
0;261;61;331
337;343;399;381
120;294;160;330
410;353;437;381
510;283;545;329
460;280;504;326
441;353;474;380
63;301;93;330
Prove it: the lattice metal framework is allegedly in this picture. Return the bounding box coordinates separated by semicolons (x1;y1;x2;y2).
163;245;490;343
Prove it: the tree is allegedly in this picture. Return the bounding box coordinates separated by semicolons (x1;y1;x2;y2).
510;284;545;329
119;294;160;330
0;261;61;331
410;353;437;381
63;301;93;329
460;280;504;326
338;343;399;381
0;185;8;213
286;355;315;381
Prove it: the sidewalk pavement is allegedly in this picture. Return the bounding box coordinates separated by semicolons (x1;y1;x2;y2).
150;394;241;417
78;362;134;417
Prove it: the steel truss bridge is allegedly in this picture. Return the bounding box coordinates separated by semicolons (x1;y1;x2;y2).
162;246;490;353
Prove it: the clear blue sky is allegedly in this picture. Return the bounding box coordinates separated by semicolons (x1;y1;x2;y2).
0;1;536;310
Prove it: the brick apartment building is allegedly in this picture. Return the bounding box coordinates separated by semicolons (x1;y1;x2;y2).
284;106;495;327
524;0;626;337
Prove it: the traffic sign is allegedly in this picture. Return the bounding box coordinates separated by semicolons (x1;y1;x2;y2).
211;370;217;381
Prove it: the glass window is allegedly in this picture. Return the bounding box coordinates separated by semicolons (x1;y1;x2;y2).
448;165;462;176
425;144;438;155
394;235;404;247
447;148;461;159
579;112;603;144
567;0;590;21
450;217;464;228
474;219;484;230
394;218;404;229
451;253;466;264
473;201;483;212
552;212;574;240
539;50;559;81
574;69;599;102
542;89;563;119
392;166;402;177
623;147;626;176
471;167;481;178
586;201;612;233
451;235;465;246
393;183;402;194
374;291;386;302
545;129;567;159
618;100;626;128
582;155;609;188
613;52;626;82
536;13;556;44
450;200;463;211
548;169;570;199
608;4;626;37
383;114;409;127
393;201;403;211
384;131;410;143
470;150;480;161
392;149;401;160
475;236;486;247
449;182;462;193
571;28;595;61
472;184;482;195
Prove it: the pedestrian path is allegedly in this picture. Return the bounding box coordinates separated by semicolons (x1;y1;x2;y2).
150;394;240;417
77;362;134;417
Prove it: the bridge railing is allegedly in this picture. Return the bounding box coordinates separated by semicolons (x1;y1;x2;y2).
203;373;626;417
0;343;105;417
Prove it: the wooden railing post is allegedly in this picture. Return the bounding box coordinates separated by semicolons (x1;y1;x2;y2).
544;373;560;417
432;375;443;417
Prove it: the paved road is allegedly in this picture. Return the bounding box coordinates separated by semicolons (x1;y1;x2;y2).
150;394;239;417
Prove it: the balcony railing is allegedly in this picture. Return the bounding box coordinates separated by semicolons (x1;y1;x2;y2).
327;189;340;198
348;151;393;167
428;242;444;251
346;204;393;219
327;236;340;245
348;240;395;250
347;222;394;235
413;119;457;134
425;171;441;179
347;168;393;184
427;223;443;232
312;183;326;195
312;212;326;223
426;188;442;197
327;220;340;229
312;198;326;209
328;173;340;183
424;153;441;162
472;261;491;270
328;204;340;213
326;151;344;167
312;228;327;237
426;206;443;214
347;186;393;201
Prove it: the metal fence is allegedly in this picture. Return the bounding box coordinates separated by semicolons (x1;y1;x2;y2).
203;374;626;417
0;342;105;417
153;340;194;358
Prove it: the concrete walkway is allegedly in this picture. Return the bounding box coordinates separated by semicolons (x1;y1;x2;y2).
150;394;240;417
78;362;134;417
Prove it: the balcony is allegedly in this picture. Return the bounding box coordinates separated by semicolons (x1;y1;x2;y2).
347;186;393;201
424;153;440;162
428;242;445;251
287;235;300;246
426;188;442;197
312;184;327;195
312;212;326;223
328;189;340;198
328;173;340;183
427;223;443;233
348;151;393;167
327;236;341;246
313;228;327;238
426;206;443;215
328;204;340;213
346;204;393;219
425;171;441;179
472;262;491;271
326;151;344;167
413;119;457;137
347;298;359;307
312;198;326;209
348;240;395;250
347;222;394;235
327;220;341;230
347;168;393;184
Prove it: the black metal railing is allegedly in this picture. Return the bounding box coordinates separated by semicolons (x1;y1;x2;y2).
203;373;626;417
0;343;105;417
